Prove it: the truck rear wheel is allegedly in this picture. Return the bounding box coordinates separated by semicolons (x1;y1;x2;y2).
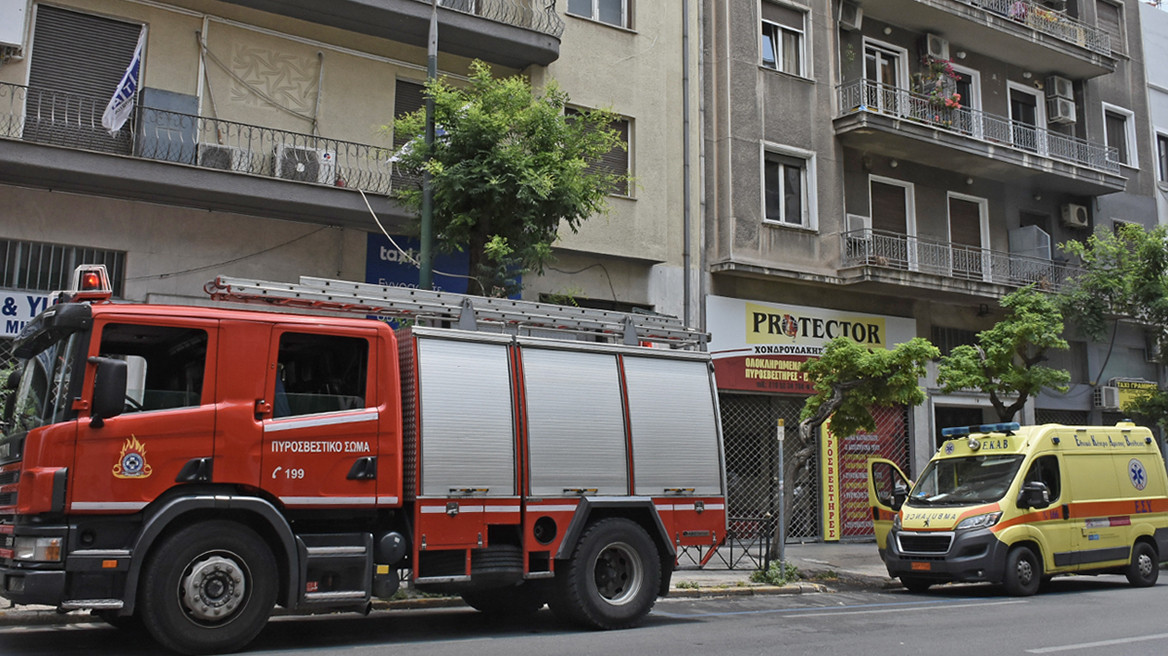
549;518;661;630
139;521;277;655
1002;545;1041;596
1126;541;1159;588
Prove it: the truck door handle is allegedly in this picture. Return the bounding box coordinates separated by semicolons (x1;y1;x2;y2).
347;456;377;480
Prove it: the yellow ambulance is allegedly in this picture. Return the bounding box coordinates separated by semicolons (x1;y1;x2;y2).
868;422;1168;595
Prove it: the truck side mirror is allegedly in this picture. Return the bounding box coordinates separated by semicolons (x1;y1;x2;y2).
89;357;127;428
892;481;908;511
1018;481;1050;509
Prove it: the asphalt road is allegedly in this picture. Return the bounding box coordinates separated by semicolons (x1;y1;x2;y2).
2;575;1166;656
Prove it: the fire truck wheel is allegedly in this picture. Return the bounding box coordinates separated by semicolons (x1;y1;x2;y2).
1126;541;1159;588
461;582;547;616
1002;545;1041;597
139;521;278;656
549;518;661;630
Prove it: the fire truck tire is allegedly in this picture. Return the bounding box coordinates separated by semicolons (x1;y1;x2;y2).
461;582;547;616
549;518;660;630
139;521;278;656
1125;541;1159;588
1002;545;1041;597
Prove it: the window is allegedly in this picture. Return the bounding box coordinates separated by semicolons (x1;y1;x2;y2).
274;332;368;418
1;239;126;295
1096;0;1125;53
764;151;809;226
568;0;630;28
567;108;631;196
1103;104;1137;168
1157;133;1168;182
100;324;209;413
1023;455;1061;504
931;326;977;357
761;2;805;76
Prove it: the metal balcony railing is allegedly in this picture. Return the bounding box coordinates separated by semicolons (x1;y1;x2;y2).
955;0;1110;56
837;79;1120;175
0;82;398;195
432;0;565;37
840;229;1080;292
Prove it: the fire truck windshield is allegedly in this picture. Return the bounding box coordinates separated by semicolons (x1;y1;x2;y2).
3;333;82;438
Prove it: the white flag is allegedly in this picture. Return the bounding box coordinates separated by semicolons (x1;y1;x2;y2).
101;27;147;137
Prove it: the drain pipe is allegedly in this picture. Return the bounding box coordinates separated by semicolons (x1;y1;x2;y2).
682;0;693;329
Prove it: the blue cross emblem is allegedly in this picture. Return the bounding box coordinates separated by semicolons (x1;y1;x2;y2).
1129;459;1148;491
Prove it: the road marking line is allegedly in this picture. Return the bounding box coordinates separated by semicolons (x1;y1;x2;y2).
654;598;1025;619
1026;632;1168;653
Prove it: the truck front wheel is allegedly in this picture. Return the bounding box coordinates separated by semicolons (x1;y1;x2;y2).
139;521;277;655
549;518;661;630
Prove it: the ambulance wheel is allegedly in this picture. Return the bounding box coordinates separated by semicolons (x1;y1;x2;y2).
1125;541;1159;588
140;521;277;655
549;518;661;630
462;582;547;616
1002;546;1041;596
899;577;931;593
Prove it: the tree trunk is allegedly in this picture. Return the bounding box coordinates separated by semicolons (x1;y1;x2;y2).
768;420;819;560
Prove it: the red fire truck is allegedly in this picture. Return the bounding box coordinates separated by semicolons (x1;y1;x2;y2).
0;266;726;655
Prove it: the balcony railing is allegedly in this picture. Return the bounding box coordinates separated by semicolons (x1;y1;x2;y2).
840;229;1079;292
0;82;397;195
837;79;1120;175
433;0;565;37
955;0;1110;56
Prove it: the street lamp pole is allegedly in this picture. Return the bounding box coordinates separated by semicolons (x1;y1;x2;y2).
419;0;438;290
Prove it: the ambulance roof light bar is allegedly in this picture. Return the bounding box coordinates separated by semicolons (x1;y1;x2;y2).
941;422;1021;439
53;265;113;304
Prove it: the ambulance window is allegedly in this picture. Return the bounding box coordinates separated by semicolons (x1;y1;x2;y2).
1024;455;1061;502
99;324;208;412
274;332;368;418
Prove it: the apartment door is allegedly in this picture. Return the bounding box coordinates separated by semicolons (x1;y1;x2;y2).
870;178;914;270
949;195;987;280
1010;86;1043;153
864;42;904;115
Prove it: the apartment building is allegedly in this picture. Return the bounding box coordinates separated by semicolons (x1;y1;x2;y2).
0;0;702;360
703;0;1160;542
1143;2;1168;220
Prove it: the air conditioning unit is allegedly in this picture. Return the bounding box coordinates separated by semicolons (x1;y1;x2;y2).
0;0;27;50
274;144;337;185
846;213;872;232
1061;203;1089;228
1046;97;1077;125
838;1;863;31
925;33;949;61
1094;386;1120;410
197;143;254;173
1045;75;1073;100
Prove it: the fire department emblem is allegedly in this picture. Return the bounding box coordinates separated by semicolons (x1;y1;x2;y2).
113;436;153;479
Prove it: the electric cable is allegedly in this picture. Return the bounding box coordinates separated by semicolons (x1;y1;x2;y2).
127;226;331;281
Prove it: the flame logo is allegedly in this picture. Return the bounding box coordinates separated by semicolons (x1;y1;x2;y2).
112;435;153;479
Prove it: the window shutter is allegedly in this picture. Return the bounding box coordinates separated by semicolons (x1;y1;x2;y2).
597;118;630;195
761;1;804;30
870;181;908;234
1096;0;1124;52
948;198;982;248
1105;111;1128;164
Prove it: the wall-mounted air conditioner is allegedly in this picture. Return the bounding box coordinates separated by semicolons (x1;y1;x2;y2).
0;0;28;50
1046;97;1077;125
197;143;254;173
1094;386;1120;410
1045;75;1073;100
838;1;863;31
274;144;337;185
846;213;871;232
925;33;949;61
1061;203;1089;228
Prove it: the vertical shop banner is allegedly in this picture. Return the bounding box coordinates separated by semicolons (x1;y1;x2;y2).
706;296;916;394
820;425;840;542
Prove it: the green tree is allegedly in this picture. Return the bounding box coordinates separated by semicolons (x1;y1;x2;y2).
390;61;628;296
1059;224;1168;425
936;286;1070;422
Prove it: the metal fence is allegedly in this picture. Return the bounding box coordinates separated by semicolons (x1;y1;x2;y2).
434;0;565;37
840;229;1081;292
837;79;1120;175
0;82;398;195
955;0;1110;56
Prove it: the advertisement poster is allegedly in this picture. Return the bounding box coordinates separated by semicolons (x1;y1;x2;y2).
706;296;917;394
820;425;840;541
365;233;471;294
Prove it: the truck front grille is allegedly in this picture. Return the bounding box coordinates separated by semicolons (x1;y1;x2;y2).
896;532;954;555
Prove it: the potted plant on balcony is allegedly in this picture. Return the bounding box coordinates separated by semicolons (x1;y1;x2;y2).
915;55;962;127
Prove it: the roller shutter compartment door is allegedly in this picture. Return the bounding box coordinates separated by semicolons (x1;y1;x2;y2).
523;348;629;497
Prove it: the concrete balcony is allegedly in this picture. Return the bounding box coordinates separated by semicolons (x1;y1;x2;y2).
0;82;411;230
839;228;1079;298
861;0;1114;78
834;79;1126;196
218;0;563;69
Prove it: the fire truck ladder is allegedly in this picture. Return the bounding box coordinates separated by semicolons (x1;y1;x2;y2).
206;275;708;349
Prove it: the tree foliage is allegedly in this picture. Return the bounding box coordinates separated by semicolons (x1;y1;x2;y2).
390;61;628;296
936;286;1070;422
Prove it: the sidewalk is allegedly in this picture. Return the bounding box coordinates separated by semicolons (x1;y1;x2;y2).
0;541;895;627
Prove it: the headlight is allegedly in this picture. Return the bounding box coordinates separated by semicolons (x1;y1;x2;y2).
14;537;63;562
956;512;1002;530
891;513;901;531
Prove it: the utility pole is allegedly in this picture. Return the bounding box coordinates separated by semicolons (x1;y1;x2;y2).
419;0;438;290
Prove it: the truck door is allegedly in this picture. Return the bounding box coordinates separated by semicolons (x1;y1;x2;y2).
868;458;909;551
259;326;379;508
72;318;217;513
1019;452;1076;572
